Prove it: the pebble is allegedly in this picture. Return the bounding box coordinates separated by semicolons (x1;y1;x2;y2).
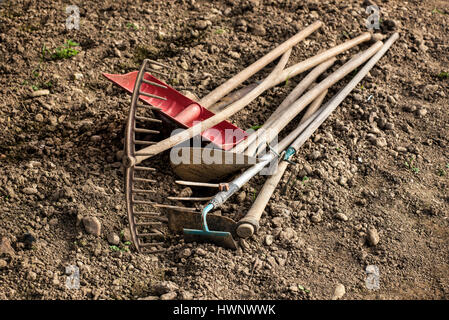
196;248;207;256
310;150;321;160
73;73;83;80
375;137;387;148
90;135;102;143
0;259;7;268
23;187;38;195
114;48;122;58
237;191;246;203
265;235;274;246
228;51;241;59
338;176;348;186
35;114;44;122
107;232;120;245
160;292;177;300
335;212;348;221
178;248;192;259
195;20;211;30
251;25;266;36
416;108;428;117
367;228;380;246
0;237;15;256
279;227;296;241
332;283;346;300
311;212;322;223
139;296;159;300
178;291;194;300
122;228;132;242
153;281;179;295
31;89;50;97
82;216;102;236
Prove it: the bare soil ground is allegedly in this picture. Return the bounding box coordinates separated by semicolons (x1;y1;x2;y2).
0;0;448;300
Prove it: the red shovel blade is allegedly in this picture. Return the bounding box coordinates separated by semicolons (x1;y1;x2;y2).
103;72;248;150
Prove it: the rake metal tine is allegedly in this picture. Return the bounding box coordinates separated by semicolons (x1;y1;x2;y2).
175;180;229;191
135;115;163;123
142;78;167;89
138;91;167;100
167;196;213;201
134;166;156;172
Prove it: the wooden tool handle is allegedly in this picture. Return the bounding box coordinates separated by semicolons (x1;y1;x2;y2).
199;21;323;108
236;91;328;238
236;160;289;238
238;59;335;156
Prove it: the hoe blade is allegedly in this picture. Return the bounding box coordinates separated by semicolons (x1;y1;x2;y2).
167;210;238;250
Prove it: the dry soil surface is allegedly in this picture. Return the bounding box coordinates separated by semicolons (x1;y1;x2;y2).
0;0;448;300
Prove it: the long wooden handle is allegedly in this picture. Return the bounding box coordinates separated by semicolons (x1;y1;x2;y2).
265;41;384;154
199;21;323;109
235;58;335;155
133;49;292;164
231;32;373;155
276;32;372;83
237;33;400;238
236;92;327;238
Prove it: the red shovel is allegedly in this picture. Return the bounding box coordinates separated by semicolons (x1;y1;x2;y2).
103;72;248;150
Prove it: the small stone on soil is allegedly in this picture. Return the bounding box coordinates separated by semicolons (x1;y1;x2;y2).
82;216;102;236
153;281;179;295
107;232;120;245
335;212;348;221
22;187;38;195
367;228;380;246
416;108;428;117
265;235;274;246
31;89;50;97
0;237;15;256
332;283;346;300
160;292;177;300
0;259;7;268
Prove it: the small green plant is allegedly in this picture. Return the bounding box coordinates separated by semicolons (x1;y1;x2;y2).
248;125;262;131
437;71;448;79
110;245;129;252
50;40;80;60
31;84;39;91
284;74;290;86
298;284;310;294
432;8;444;14
404;157;419;174
126;22;138;30
301;176;309;184
215;28;226;35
